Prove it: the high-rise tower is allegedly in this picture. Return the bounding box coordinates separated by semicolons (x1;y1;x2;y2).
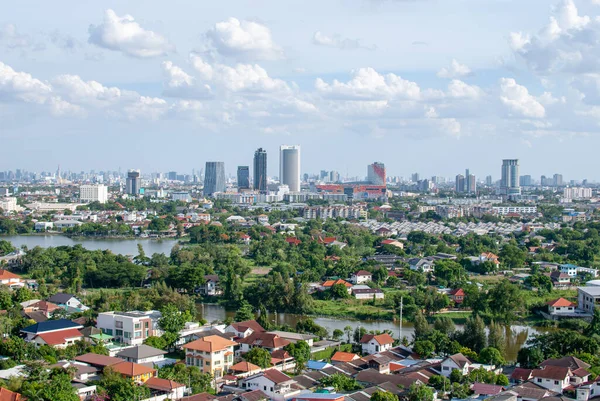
204;162;225;196
279;145;300;192
253;148;268;193
501;159;520;196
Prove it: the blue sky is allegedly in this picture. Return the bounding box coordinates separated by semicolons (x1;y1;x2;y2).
2;0;600;181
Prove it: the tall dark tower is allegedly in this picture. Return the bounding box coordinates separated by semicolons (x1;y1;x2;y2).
253;148;267;193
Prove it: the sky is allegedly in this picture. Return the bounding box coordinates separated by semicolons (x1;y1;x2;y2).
2;0;600;181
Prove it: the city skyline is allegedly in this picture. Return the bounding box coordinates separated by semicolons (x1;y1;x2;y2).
3;1;600;178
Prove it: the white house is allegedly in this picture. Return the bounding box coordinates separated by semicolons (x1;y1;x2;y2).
546;298;577;315
531;366;572;393
97;311;156;345
350;270;372;285
34;222;53;231
560;264;579;277
408;257;435;273
359;333;394;355
225;320;265;339
240;369;299;401
352;288;385;300
441;353;472;377
116;344;167;365
47;293;89;311
0;270;22;286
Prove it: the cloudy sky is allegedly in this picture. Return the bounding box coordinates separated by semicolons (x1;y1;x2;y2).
2;0;600;181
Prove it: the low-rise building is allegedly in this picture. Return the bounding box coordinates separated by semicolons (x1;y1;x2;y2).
116;344;167;365
546;298;577;315
577;287;600;313
359;333;394;355
350;270;372;285
240;369;298;401
183;335;237;379
352;288;385;300
21;319;84;348
47;293;89;312
97;311;156;345
109;361;156;383
225;320;265;339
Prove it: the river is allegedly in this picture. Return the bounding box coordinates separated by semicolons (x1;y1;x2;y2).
197;304;543;362
0;235;179;256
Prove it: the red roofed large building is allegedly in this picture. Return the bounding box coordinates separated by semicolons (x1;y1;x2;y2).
360;333;394;355
225;320;265;339
237;332;291;353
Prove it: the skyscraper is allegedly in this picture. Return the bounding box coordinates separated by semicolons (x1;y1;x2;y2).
501;159;520;196
237;166;250;190
465;169;476;193
204;162;225;196
553;173;564;187
279;145;300;192
485;175;493;186
367;162;386;185
455;174;465;193
253;148;268;193
126;170;141;195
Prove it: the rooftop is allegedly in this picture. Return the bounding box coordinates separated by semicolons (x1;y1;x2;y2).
116;344;166;360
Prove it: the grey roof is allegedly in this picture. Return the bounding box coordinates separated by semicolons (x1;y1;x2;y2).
116;344;166;360
47;293;76;304
578;286;600;296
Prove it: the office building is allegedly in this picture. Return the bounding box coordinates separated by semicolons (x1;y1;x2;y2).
80;184;108;204
519;175;532;187
204;162;226;196
500;159;520;196
554;174;564;187
466;174;476;193
279;145;301;192
485;175;493;186
367;162;386;185
237;166;250;190
168;171;177;181
126;170;141;196
455;174;465;193
411;173;420;183
253;148;268;193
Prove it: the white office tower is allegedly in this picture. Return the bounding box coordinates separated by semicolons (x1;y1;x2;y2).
501;159;521;197
280;145;301;192
80;184;108;203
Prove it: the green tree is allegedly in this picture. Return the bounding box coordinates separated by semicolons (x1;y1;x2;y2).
451;383;471;399
256;305;271;331
331;283;350;299
407;384;434;401
370;391;398;401
449;368;464;383
413;340;436;358
285;340;311;373
413;310;430;341
428;375;450;391
433;316;455;336
479;347;505;366
158;363;212;394
344;326;353;343
98;368;150;401
461;315;487;353
487;321;506;356
158;304;193;348
244;347;272;368
144;336;167;350
319;373;362;392
235;301;255;322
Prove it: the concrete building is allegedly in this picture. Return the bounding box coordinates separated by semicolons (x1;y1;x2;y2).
204;162;226;197
501;159;520;197
280;145;300;192
97;311;156;345
564;187;593;200
577;286;600;313
80;184;108;203
254;148;268;193
238;166;250;190
359;333;394;355
492;206;537;215
0;197;19;212
183;335;237;378
455;174;465;193
171;191;192;202
126;170;141;196
367;162;386;185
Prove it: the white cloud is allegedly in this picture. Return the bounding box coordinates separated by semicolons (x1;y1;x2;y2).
312;31;376;50
0;23;45;51
509;0;600;73
162;61;212;99
315;67;421;100
206;18;283;60
52;74;123;106
499;78;546;118
437;59;472;79
447;80;483;99
0;61;52;103
88;9;174;58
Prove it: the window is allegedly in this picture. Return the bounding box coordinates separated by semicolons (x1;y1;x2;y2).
116;329;123;337
124;331;131;339
135;331;142;338
554;380;559;385
537;378;542;383
145;322;149;328
115;321;123;329
134;323;141;329
103;329;113;336
264;386;267;391
145;330;149;337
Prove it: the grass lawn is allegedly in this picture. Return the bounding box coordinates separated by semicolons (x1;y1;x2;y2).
311;299;396;320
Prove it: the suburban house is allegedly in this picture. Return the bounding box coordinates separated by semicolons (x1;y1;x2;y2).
237;332;291;353
550;271;571;288
97;311;155;345
21;319;84;346
448;289;465;304
381;239;404;249
530;365;573;393
479;252;500;266
351;288;385;300
240;369;298;401
47;293;89;312
267;331;317;346
225;320;266;339
109;361;157;383
560;264;579;277
331;351;360;364
350;270;372;285
75;353;124;370
197;275;221;296
321;279;353;292
540;356;591;386
0;270;22;286
546;298;577;315
408;257;435;273
230;361;262;377
116;344;167;365
441;353;472;377
183;335;237;378
143;377;186;400
21;300;60;322
359;333;394;355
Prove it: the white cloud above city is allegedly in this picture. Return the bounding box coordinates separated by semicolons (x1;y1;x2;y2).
1;0;600;177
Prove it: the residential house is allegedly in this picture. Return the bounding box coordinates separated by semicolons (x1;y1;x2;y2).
237;332;291;353
441;353;472;377
359;333;394;355
350;270;373;285
225;320;265;339
53;361;100;382
408;257;435;273
381;239;404;249
480;252;500;266
97;311;155;345
541;356;591;386
267;331;317;346
531;365;572;393
230;361;262;377
321;279;353;292
47;293;89;312
560;264;579;277
330;352;360;364
74;353;124;370
448;289;465;305
352;288;385;300
109;361;157;383
240;369;298;401
546;298;577;315
21;319;83;343
21;300;60;322
116;344;167;365
143;377;186;400
183;335;237;379
0;270;22;286
197;275;222;296
550;271;571;289
510;368;533;384
32;328;84;349
471;382;505;397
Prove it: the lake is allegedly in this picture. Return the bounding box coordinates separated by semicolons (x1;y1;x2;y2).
0;235;179;256
197;304;543;362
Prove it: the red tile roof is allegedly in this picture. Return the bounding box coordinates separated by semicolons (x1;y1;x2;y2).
144;377;185;391
532;365;570;381
262;369;292;384
322;279;352;288
35;328;82;345
110;361;156;377
0;270;20;281
230;320;265;334
359;333;394;345
238;332;290;349
354;270;372;276
75;353;123;367
0;388;23;401
184;335;237;352
510;367;532;382
331;351;359;362
546;298;576;307
231;361;261;372
471;382;505;395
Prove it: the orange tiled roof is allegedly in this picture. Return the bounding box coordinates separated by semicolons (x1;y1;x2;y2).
0;270;20;281
0;388;23;401
184;335;237;352
110;361;156;377
547;297;576;307
35;328;82;345
331;351;359;362
322;279;352;288
231;361;261;372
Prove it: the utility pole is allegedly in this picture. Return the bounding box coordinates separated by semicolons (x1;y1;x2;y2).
399;296;403;342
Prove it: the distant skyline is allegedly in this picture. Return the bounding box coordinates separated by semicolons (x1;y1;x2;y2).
2;0;600;178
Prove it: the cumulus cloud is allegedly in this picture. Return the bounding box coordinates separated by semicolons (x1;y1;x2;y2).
0;24;45;51
206;18;283;60
499;78;546;118
312;31;376;50
315;67;421;100
509;0;600;73
437;59;472;79
447;80;483;99
88;9;175;58
162;61;212;99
